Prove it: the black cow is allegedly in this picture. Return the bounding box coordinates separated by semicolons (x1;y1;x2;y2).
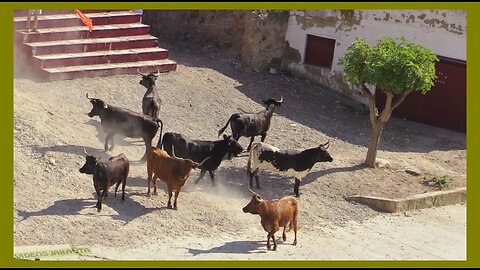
159;132;244;186
247;141;333;197
86;93;163;160
79;149;130;212
218;96;283;152
138;68;161;119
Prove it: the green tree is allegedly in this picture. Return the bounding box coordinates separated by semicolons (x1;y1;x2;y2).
338;37;439;168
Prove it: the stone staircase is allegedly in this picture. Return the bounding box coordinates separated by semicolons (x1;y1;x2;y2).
14;10;177;81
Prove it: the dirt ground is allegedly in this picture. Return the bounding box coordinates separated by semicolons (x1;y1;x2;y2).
13;41;466;260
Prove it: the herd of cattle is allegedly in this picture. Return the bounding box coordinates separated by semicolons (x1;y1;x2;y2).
78;70;333;251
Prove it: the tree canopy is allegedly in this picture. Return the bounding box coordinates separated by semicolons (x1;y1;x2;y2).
338;36;439;95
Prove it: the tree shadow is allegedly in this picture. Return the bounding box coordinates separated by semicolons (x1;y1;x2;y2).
162;39;466;153
16;194;164;225
185;240;267;256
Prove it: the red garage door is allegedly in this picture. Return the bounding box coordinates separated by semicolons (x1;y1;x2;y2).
375;56;466;132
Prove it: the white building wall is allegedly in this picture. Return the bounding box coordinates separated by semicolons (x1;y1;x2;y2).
283;10;466;104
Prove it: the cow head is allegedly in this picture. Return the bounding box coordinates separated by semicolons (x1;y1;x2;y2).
242;189;264;215
223;134;244;157
316;141;333;163
262;96;283;108
138;68;159;89
79;148;98;175
86;93;107;117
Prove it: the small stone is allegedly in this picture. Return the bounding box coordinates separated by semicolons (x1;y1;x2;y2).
405;169;421;176
49;158;56;166
375;158;390;168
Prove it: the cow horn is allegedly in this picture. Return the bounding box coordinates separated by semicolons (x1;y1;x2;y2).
248;188;257;195
83;147;89;156
86;93;95;100
171;145;177;158
137;68;146;76
320;140;330;150
276;95;283;103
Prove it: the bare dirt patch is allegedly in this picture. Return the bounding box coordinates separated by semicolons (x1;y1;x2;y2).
13;41;466;256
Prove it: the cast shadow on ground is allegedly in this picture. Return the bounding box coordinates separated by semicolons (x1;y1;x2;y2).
16;193;164;225
30;143;148;163
185;240;267;256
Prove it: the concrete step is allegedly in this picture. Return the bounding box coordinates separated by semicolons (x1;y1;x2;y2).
34;47;169;68
14;11;141;30
19;23;150;43
43;59;177;81
26;35;158;55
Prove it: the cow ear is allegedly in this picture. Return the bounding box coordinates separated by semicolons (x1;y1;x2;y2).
223;134;228;140
255;195;262;202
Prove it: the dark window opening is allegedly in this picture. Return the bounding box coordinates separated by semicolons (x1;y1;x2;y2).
304;34;336;69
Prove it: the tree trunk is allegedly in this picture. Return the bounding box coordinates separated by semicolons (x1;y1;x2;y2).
360;85;400;168
365;121;384;167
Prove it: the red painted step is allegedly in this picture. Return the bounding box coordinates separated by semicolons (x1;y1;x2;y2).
14;11;141;30
21;23;150;43
26;35;158;55
34;47;169;68
44;59;177;81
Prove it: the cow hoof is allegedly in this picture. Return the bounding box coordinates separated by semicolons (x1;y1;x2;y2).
293;241;297;246
273;246;277;251
283;236;286;241
167;205;172;209
97;208;101;213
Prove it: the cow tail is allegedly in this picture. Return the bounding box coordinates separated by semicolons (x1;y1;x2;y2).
156;119;163;148
218;114;234;137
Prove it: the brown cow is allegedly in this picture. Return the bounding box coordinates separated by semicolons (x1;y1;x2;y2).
242;189;298;251
146;146;209;210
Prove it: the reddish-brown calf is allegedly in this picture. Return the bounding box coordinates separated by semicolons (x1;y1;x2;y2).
146;146;208;209
242;190;298;251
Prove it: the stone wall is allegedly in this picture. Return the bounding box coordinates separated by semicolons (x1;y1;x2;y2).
143;10;289;70
143;10;247;51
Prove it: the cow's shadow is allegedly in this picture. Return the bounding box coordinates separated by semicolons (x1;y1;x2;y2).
16;193;164;224
185;240;267;255
29;143;147;163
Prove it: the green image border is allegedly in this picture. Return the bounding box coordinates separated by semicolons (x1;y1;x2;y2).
3;2;478;268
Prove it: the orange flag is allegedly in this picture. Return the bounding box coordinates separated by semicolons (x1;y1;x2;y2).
75;9;93;32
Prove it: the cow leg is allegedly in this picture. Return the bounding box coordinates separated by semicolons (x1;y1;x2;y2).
266;233;272;250
194;169;207;185
247;136;255;151
282;226;287;242
141;139;152;161
173;189;181;210
97;189;108;212
152;175;158;196
167;188;173;209
271;232;277;251
294;178;301;197
114;180;121;198
104;134;112;151
260;133;267;142
121;177;126;202
208;171;215;186
109;134;115;151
